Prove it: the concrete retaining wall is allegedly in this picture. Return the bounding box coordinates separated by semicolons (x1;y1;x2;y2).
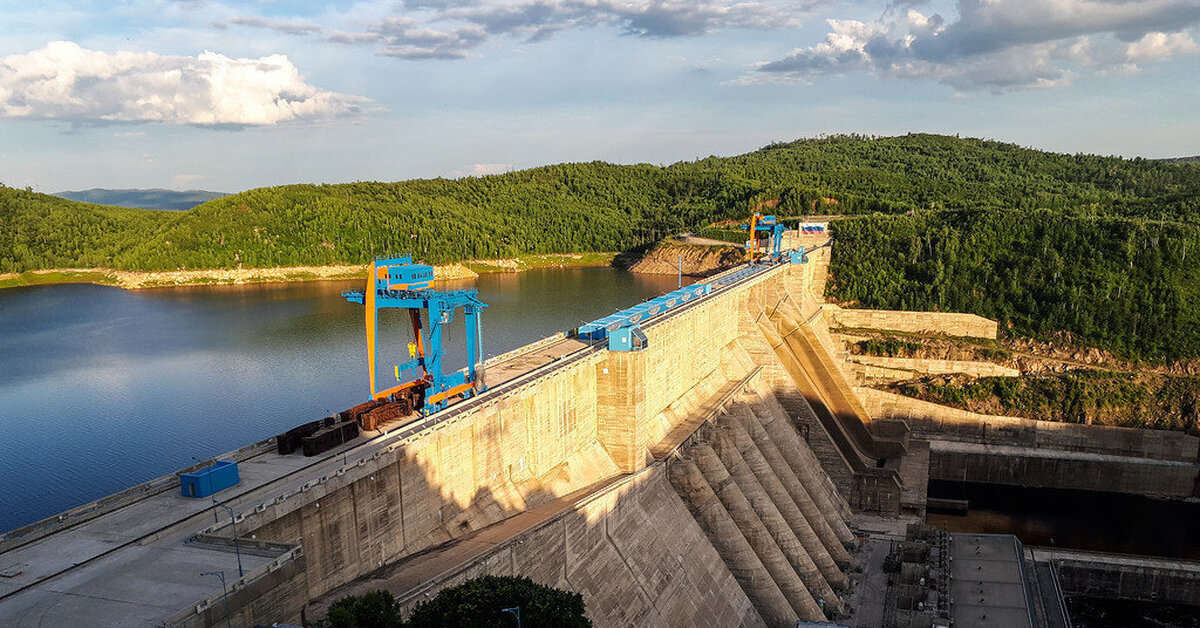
827;306;998;339
864;389;1200;498
863;388;1199;462
928;440;1199;498
1036;549;1200;606
849;355;1019;380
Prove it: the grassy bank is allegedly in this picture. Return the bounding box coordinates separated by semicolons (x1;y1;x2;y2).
461;252;616;274
0;270;120;290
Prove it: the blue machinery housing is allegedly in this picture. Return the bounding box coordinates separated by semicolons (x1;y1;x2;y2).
576;241;807;351
576;283;712;344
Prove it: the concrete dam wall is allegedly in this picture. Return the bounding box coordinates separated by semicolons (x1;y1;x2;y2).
166;262;894;628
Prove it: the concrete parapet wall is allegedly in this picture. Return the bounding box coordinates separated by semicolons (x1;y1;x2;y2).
863;388;1200;462
0;437;276;553
167;549;308;628
827;306;999;340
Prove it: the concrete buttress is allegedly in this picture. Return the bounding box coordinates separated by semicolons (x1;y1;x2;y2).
690;443;824;623
668;459;792;627
721;408;852;584
752;402;859;549
708;427;844;613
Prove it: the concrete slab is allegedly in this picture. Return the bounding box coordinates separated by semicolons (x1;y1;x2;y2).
949;533;1034;628
840;538;891;628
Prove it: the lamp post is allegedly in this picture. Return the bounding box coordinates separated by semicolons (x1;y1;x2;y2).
501;606;522;628
211;499;244;578
200;570;233;628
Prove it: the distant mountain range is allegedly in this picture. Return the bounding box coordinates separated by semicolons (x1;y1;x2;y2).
1158;156;1200;164
52;188;228;211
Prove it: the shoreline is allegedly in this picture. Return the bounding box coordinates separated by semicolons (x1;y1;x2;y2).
0;252;618;291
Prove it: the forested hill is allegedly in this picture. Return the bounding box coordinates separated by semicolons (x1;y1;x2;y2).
5;133;1199;275
5;134;1200;360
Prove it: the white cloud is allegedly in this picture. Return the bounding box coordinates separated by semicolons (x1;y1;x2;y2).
750;0;1200;91
171;173;210;187
221;0;808;60
0;41;370;126
1127;31;1200;61
453;162;513;177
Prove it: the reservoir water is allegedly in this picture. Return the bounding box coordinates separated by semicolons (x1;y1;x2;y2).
0;267;689;533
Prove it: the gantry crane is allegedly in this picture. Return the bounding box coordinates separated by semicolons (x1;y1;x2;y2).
343;256;488;415
742;213;787;262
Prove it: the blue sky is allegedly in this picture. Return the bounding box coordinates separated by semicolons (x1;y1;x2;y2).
1;0;1197;193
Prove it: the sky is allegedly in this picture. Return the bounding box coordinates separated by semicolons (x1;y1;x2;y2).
1;0;1198;193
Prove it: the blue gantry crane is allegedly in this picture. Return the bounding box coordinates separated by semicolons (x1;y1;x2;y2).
343;256;488;414
742;213;787;262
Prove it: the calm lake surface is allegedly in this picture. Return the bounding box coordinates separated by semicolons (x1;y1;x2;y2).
0;267;689;532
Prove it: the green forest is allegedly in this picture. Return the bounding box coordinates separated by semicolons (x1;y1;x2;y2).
5;133;1200;360
827;210;1200;361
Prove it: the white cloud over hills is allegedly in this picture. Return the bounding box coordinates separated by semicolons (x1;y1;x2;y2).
0;41;368;126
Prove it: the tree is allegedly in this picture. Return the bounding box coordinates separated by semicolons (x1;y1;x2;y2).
326;589;403;628
405;575;591;628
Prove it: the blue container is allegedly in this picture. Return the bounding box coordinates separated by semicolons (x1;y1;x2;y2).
180;460;240;498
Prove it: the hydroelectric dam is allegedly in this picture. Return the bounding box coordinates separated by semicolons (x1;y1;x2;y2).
2;232;1198;627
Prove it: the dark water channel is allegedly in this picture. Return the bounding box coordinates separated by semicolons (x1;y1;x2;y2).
0;268;689;533
927;480;1200;560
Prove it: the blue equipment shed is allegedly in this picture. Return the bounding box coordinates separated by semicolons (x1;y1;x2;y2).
180;460;239;498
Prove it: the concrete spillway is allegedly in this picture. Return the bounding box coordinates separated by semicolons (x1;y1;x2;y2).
0;259;893;628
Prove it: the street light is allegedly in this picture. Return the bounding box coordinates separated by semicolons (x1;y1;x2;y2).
501;606;522;628
200;570;233;628
211;498;244;578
